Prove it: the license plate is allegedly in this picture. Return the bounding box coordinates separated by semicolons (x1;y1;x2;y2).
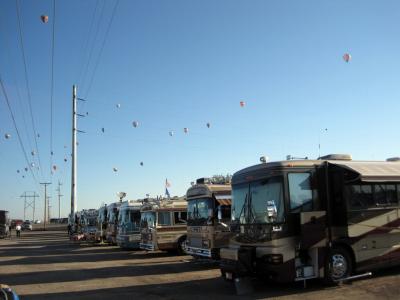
225;272;233;280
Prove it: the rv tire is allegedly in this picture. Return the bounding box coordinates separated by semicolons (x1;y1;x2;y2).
324;246;352;285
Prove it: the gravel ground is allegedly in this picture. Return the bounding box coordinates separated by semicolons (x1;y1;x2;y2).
0;231;399;299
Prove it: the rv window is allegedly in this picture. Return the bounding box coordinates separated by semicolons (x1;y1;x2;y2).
348;185;373;209
218;205;231;220
374;184;397;207
288;173;313;212
174;211;187;224
158;212;172;226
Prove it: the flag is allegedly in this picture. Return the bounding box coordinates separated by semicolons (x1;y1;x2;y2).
165;178;171;188
165;188;170;198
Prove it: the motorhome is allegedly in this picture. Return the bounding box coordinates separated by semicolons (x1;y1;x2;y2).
96;204;108;242
106;202;121;244
117;200;142;249
220;155;400;284
82;209;98;242
186;177;232;259
0;210;10;238
140;196;187;254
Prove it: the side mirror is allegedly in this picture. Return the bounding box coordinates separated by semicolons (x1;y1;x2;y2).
267;200;278;221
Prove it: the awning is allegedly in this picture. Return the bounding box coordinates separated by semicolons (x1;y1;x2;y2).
215;194;231;206
331;161;400;182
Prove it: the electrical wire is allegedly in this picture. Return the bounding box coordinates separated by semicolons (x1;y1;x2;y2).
0;74;40;190
15;0;43;179
76;0;100;85
79;0;106;91
84;0;120;98
50;0;56;178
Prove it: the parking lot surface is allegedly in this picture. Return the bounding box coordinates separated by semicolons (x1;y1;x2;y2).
0;231;399;299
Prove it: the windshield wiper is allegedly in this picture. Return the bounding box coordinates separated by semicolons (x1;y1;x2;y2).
237;192;256;224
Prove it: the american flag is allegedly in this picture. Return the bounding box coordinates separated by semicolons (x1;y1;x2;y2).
165;178;171;188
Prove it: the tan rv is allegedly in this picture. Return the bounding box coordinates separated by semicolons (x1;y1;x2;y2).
140;196;187;254
186;177;232;259
220;155;400;284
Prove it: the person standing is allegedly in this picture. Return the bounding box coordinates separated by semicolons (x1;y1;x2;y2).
15;224;21;238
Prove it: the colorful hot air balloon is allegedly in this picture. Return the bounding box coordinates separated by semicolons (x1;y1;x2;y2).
31;150;35;156
53;165;57;171
101;128;105;133
343;53;351;63
132;121;139;128
17;170;20;173
31;163;35;168
116;104;121;108
24;167;28;172
22;175;25;178
4;133;11;139
169;131;174;137
140;162;144;166
206;122;211;128
37;133;40;138
240;101;245;107
40;15;49;23
183;127;189;134
64;158;67;162
113;167;118;172
51;151;54;156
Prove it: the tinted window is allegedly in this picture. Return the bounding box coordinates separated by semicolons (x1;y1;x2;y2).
174;211;187;224
158;212;171;226
348;184;398;210
288;173;313;212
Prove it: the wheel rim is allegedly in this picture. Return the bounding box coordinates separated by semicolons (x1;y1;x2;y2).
331;253;348;279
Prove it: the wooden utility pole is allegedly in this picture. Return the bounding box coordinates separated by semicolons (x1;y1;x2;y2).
40;182;51;230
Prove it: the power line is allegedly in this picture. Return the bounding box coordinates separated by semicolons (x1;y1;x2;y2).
50;0;57;177
0;74;40;189
77;0;101;85
85;0;120;98
15;0;43;178
79;0;106;91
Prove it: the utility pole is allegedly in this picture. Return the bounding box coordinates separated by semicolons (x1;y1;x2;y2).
71;85;77;217
47;195;51;222
71;85;85;221
40;182;51;230
21;191;39;221
56;181;63;219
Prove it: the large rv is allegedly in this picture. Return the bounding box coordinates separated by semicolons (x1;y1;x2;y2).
0;210;10;238
117;200;142;249
186;177;232;259
220;155;400;284
140;196;187;254
81;209;98;242
106;202;121;245
96;204;108;242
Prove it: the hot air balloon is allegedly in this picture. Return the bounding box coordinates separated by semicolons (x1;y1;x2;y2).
132;121;139;128
169;131;174;137
53;165;57;171
140;162;144;166
31;150;36;156
240;101;245;107
113;167;118;172
40;15;49;23
64;145;67;149
24;167;28;172
206;122;211;128
101;128;105;133
51;151;54;156
183;127;189;134
64;158;67;162
4;133;11;139
30;163;35;168
17;170;20;173
37;133;40;138
343;53;351;63
116;104;121;108
86;112;89;116
22;175;25;178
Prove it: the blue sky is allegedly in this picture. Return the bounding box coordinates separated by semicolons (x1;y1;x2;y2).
1;0;400;219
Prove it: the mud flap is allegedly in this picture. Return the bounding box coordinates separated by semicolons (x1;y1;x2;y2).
234;277;254;295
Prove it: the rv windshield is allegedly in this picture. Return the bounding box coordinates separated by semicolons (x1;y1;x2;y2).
120;208;141;228
140;211;156;228
232;176;284;224
187;198;213;226
85;217;97;226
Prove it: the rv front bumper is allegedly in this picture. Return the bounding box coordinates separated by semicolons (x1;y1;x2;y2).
185;245;212;258
117;234;141;249
140;243;155;251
